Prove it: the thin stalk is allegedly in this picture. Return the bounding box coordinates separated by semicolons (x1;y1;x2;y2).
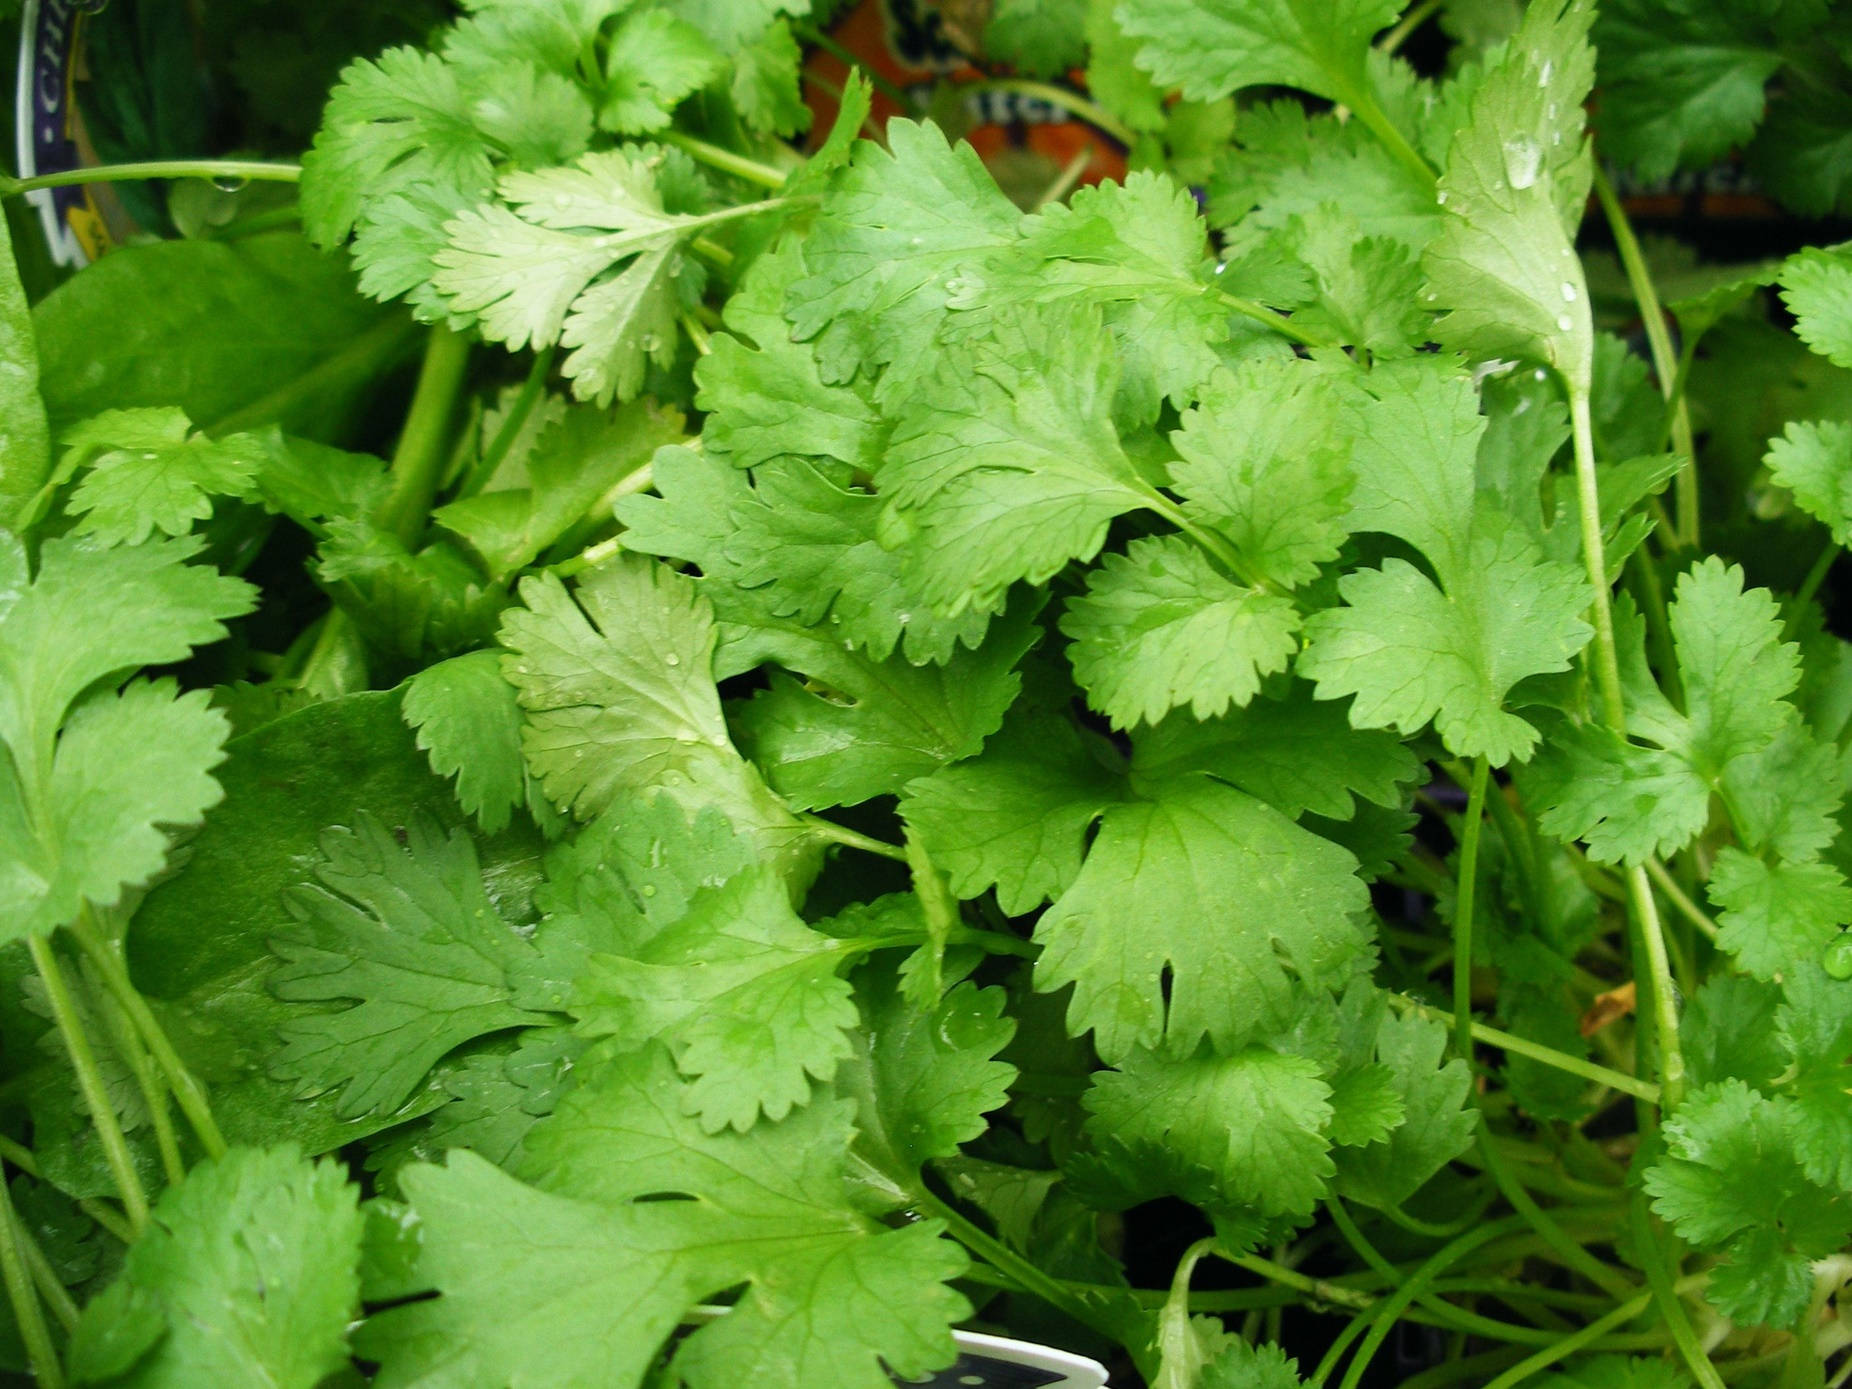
802;814;909;861
1144;491;1273;588
26;937;148;1232
1454;758;1491;1062
1570;386;1688;1109
1481;1290;1655;1389
378;326;472;546
0;1178;61;1389
1215;288;1333;349
961;79;1136;147
658;132;788;189
1630;1198;1727;1389
71;914;226;1159
550;460;657;559
1311;1306;1376;1388
1032;147;1094;211
1345;88;1438;189
0;158;300;196
1647;857;1718;941
460;346;556;500
1230;1252;1372;1312
1593;167;1697;548
680;312;713;357
22;1226;78;1333
1376;1187;1495;1239
1400;1347;1531;1389
1474;1125;1638;1302
1378;0;1442;53
1786;540;1840;639
110;1002;184;1187
1390;996;1659;1102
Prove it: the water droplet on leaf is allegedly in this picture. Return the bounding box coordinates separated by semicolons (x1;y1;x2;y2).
1502;137;1543;190
1825;935;1852;980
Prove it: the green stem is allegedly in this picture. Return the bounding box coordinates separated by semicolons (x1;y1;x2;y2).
1474;1125;1638;1302
1230;1252;1372;1312
960;79;1137;148
1593;166;1698;548
21;1223;78;1333
551;459;658;558
1454;758;1491;1063
1645;857;1718;941
1786;540;1840;638
1376;1188;1496;1239
1346;88;1438;189
801;814;909;862
1570;385;1688;1111
0;1177;61;1389
460;347;556;500
109;996;184;1187
1145;491;1273;589
658;132;788;190
71;914;227;1160
1630;1198;1727;1389
1481;1290;1656;1389
1215;288;1332;349
1378;0;1442;54
26;937;148;1233
378;326;472;547
1389;996;1659;1102
0;158;301;197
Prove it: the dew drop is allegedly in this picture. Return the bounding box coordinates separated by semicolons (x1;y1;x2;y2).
1556;313;1574;332
1560;281;1578;303
1825;934;1852;981
1436;189;1448;206
639;333;660;352
895;611;912;625
141;452;157;461
1533;368;1548;382
1502;136;1542;191
211;174;248;193
1538;59;1554;87
663;652;680;666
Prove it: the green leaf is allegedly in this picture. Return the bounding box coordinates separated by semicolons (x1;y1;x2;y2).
597;10;722;134
1061;535;1300;728
986;0;1087;76
566;865;860;1131
1331;1004;1477;1209
715;585;1039;810
1422;0;1596;388
1536;1356;1695;1389
1115;0;1402;106
730;20;811;136
786;119;1021;383
1037;774;1372;1061
1169;356;1360;588
881;304;1161;614
1644;1080;1852;1328
402;650;531;834
360;1048;968;1389
498;555;811;876
0;202;49;522
1780;247;1852;370
1707;849;1852;981
1766;419;1852;543
60;408;261;545
1749;79;1852;218
268;814;555;1119
1201;1341;1308;1389
68;1145;363;1389
1082;1047;1336;1218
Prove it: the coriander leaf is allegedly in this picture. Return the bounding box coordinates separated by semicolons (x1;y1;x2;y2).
1169;356;1360;588
714;585;1040;810
985;0;1087;76
435;398;683;581
1766;419;1852;543
1115;0;1402;107
1521;721;1708;865
1423;0;1596;388
1708;849;1852;981
669;0;812;50
498;556;811;876
1331;1005;1476;1209
567;866;860;1131
1085;0;1167;135
537;794;756;933
1683;975;1787;1091
1133;694;1420;821
1749;81;1852;218
785;119;1021;384
68;1145;362;1389
1591;3;1786;182
900;693;1128;915
247;430;390;532
1082;1047;1336;1218
433;149;723;403
1300;518;1591;765
618;447;988;666
596;10;722;134
1060;535;1299;728
59;408;260;545
0;198;48;520
1778;964;1852;1191
838;966;1017;1197
1779;247;1852;370
1037;774;1371;1062
730;20;810;136
1;682;233;942
401;651;530;834
881;303;1161;615
1285;209;1431;355
268;814;555;1119
362;1048;966;1389
1644;1080;1852;1328
951;173;1233;423
1202;1342;1308;1389
316;521;505;661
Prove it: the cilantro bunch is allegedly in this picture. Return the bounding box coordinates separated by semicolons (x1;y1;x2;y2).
0;0;1851;1385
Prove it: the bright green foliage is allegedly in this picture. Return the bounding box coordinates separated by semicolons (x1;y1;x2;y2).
1707;850;1852;980
1528;560;1801;863
1299;361;1592;764
68;1146;363;1388
361;1048;968;1389
1766;419;1852;544
0;200;48;519
1061;535;1298;729
268;815;556;1118
985;0;1087;76
1781;247;1852;370
567;865;860;1131
1115;0;1401;106
1644;1080;1852;1328
1423;0;1596;389
59;409;262;545
402;651;532;834
1329;1002;1477;1210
